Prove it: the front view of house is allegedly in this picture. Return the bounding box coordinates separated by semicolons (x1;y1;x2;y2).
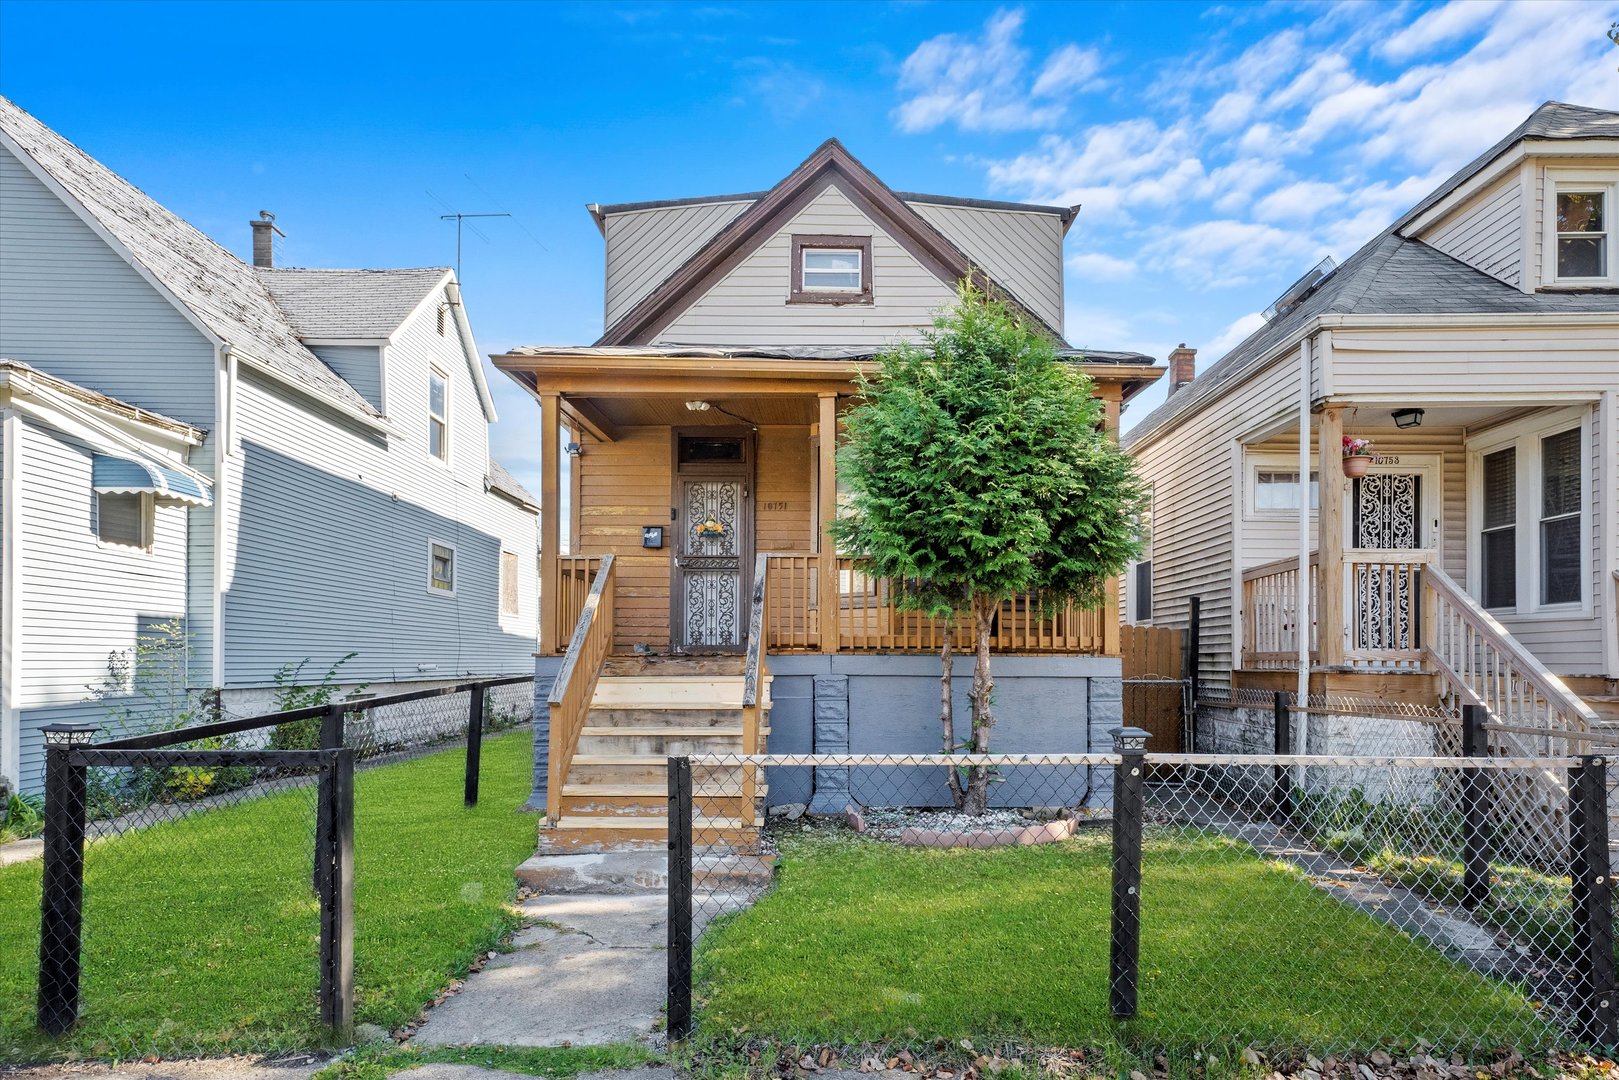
1123;102;1619;747
497;140;1163;847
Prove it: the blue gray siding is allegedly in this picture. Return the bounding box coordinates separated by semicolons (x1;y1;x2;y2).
14;419;191;791
309;344;384;412
0;144;216;427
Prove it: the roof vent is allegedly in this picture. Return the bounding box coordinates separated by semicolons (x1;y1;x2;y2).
1262;256;1336;322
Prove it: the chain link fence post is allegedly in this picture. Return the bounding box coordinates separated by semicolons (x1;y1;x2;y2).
667;755;694;1041
465;684;485;808
1571;753;1617;1047
37;722;96;1035
1272;692;1293;822
318;747;356;1041
1110;727;1149;1019
1460;703;1492;910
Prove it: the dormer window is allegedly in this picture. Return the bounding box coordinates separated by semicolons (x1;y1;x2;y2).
790;234;872;304
1546;171;1618;287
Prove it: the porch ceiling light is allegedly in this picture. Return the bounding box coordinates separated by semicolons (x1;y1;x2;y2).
685;400;711;412
1392;408;1425;429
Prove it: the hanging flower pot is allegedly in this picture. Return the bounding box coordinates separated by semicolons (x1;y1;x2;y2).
1342;435;1376;478
695;516;728;538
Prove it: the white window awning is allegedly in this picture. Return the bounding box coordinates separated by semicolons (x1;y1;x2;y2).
91;453;212;508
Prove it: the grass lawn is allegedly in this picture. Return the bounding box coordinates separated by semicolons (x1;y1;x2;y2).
695;827;1552;1056
0;729;538;1062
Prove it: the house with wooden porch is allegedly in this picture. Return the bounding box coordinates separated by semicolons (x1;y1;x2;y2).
495;139;1163;851
1121;102;1619;754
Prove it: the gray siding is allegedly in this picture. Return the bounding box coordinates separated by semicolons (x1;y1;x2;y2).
0;143;216;427
309;344;384;412
658;182;957;347
14;419;191;791
1421;172;1522;288
908;201;1065;334
604;200;752;330
221;283;536;688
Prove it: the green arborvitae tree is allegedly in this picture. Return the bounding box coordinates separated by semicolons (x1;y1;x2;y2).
831;283;1145;813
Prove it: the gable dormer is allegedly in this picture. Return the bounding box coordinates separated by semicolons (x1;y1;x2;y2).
1400;101;1619;293
592;139;1073;348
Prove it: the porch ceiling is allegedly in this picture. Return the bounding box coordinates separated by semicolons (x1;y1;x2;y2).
1254;402;1545;441
582;394;819;427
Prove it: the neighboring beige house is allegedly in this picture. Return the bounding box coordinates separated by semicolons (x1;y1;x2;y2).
1122;101;1619;737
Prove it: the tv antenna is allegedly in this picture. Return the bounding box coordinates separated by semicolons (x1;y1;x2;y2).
439;211;511;279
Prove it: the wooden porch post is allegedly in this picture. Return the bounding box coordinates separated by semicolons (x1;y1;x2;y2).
817;392;840;654
1099;383;1123;657
540;392;561;655
1316;404;1346;668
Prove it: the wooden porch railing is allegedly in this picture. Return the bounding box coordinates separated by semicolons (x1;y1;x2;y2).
1423;564;1598;748
758;554;1105;653
551;555;603;656
739;553;770;828
1241;553;1318;669
545;554;614;821
1343;549;1432;672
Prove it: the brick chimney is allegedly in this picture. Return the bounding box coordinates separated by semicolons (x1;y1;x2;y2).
249;211;283;268
1168;343;1197;397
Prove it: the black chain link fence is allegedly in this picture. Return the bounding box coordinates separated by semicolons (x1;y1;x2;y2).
22;675;530;1055
668;741;1617;1057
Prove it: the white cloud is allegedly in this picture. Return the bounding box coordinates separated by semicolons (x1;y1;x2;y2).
1066;252;1138;280
1204;311;1267;358
1253;181;1343;223
893;9;1106;133
1378;0;1504;62
1032;43;1105;96
1146;219;1330;288
986;119;1204;221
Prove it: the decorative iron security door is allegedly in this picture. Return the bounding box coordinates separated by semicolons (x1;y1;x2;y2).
671;430;754;652
1352;472;1422;653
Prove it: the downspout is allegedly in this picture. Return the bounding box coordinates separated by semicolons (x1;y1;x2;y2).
0;408;22;787
1296;336;1312;732
211;345;235;691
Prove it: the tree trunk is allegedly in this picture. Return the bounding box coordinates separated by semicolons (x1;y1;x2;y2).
940;623;965;809
962;594;997;815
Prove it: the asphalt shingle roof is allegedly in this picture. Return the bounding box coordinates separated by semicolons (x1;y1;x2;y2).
257;267;450;339
486;459;539;511
0;95;380;418
1123;102;1619;450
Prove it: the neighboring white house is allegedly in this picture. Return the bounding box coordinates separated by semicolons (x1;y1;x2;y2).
1122;101;1619;735
0;95;539;793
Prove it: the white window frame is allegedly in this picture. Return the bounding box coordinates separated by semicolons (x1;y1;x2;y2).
1246;453;1320;518
428;366;450;465
96;491;154;552
499;549;520;621
800;247;864;293
1543;169;1619;288
1466;406;1593;618
1128;484;1154;625
427;538;457;598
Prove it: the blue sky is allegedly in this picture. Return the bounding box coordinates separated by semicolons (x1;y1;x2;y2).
3;0;1617;493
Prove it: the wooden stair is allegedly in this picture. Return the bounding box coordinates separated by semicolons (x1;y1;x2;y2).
540;658;771;854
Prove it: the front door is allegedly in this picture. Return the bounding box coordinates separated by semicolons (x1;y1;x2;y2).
1349;464;1434;655
672;432;753;651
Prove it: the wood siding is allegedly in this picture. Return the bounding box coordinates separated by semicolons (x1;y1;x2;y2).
575;424;815;650
1420;171;1522;287
658;182;958;347
14;419;191;790
908;201;1065;334
604;200;753;330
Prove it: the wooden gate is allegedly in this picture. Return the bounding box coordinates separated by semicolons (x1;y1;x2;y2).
1122;624;1185;752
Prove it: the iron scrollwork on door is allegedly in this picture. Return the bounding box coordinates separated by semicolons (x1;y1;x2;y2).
1353;473;1421;653
682;480;742;646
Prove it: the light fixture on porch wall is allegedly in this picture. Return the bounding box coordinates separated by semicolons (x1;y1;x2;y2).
1391;409;1425;429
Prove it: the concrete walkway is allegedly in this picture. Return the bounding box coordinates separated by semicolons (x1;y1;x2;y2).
412;892;669;1048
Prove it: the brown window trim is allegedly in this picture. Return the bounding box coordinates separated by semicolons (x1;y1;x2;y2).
789;234;873;305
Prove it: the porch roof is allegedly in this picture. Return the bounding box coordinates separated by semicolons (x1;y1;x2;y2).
493;343;1165;404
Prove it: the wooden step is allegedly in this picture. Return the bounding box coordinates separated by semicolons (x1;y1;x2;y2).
603;655;746;677
561;785;764;815
580;725;744;739
591;676;769;710
585;707;743;730
562;783;761;798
